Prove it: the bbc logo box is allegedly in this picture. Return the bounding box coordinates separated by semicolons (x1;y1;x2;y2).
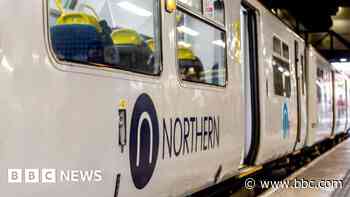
8;169;56;184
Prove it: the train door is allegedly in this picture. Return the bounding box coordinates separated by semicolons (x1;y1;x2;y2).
333;72;347;134
345;81;350;132
346;80;350;132
241;5;260;166
315;66;334;140
293;41;302;148
293;41;307;149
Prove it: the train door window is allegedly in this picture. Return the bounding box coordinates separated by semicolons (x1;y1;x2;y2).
176;7;226;86
272;36;290;97
273;60;284;96
285;72;291;97
273;36;282;56
272;57;291;97
316;68;323;103
48;0;162;75
282;43;289;60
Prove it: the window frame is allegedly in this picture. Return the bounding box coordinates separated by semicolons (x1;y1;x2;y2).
282;42;290;60
272;56;292;98
177;0;226;27
273;36;282;56
175;3;228;88
272;35;291;98
45;0;164;77
177;0;203;15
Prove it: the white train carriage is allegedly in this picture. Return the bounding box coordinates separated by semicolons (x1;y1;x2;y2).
306;46;350;146
1;0;244;196
0;0;348;196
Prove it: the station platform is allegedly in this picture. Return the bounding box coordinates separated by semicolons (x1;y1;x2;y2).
263;139;350;197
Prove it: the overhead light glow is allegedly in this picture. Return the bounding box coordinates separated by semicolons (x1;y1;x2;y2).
177;26;199;36
1;56;14;73
212;40;226;48
332;62;350;75
340;58;347;62
278;66;284;72
178;0;193;7
117;1;152;17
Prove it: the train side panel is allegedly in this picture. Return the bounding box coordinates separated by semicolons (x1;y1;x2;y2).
346;80;350;132
306;46;334;145
333;72;348;135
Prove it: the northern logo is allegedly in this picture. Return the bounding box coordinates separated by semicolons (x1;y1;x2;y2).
129;94;159;189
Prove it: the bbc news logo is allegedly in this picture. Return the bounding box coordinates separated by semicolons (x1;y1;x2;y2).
8;169;103;184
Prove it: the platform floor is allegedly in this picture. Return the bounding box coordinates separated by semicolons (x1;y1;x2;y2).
263;139;350;197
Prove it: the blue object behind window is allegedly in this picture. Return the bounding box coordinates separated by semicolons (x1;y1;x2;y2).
50;24;104;64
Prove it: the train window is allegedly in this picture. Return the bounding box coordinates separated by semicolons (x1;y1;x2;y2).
282;43;289;60
204;0;225;24
48;0;161;75
273;36;282;55
178;0;202;13
176;11;226;86
273;56;291;97
285;75;291;97
273;64;284;96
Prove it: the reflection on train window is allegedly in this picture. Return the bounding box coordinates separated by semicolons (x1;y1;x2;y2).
204;0;225;24
273;57;291;97
178;0;202;13
48;0;161;75
282;43;289;60
273;36;281;55
176;11;226;86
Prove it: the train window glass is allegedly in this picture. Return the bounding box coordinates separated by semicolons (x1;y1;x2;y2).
285;75;291;97
273;64;284;96
178;0;202;13
204;0;225;24
176;11;226;86
273;36;281;55
48;0;161;75
273;56;291;97
282;43;289;60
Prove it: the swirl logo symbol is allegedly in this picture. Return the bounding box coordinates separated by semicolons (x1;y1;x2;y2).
245;178;256;190
129;94;159;189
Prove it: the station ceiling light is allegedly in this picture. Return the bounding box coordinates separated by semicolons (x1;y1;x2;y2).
212;40;226;48
117;1;152;17
177;26;199;36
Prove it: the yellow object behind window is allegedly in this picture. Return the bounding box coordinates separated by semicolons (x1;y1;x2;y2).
146;39;155;52
178;47;196;60
56;13;101;32
111;29;143;46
